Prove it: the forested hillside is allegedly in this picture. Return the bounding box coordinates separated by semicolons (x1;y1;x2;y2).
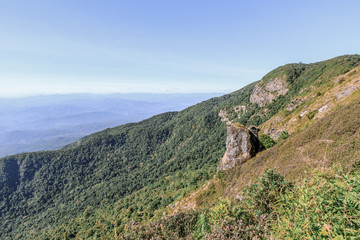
0;55;359;239
0;93;220;157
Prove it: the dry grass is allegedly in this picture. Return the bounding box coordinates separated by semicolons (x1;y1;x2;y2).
225;92;360;197
260;65;360;139
173;91;360;211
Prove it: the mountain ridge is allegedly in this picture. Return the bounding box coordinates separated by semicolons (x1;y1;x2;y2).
0;93;222;158
1;54;360;239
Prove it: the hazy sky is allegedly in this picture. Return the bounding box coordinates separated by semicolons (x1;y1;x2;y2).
0;0;359;97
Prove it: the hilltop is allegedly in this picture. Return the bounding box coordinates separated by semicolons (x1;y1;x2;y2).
0;55;360;239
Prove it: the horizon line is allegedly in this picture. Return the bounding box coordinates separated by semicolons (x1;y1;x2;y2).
0;91;231;99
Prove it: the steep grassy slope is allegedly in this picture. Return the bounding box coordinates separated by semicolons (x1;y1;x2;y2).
172;90;360;214
119;167;360;239
0;55;359;239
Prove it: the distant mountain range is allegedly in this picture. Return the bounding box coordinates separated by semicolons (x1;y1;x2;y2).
0;93;222;157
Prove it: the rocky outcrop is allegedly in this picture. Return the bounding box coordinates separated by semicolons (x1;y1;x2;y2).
233;105;247;119
334;86;360;100
218;109;231;125
286;98;306;111
318;101;333;114
234;105;246;114
250;77;289;107
218;123;263;170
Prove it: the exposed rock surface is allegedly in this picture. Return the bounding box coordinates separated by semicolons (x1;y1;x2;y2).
299;110;308;117
218;109;231;125
233;105;247;119
272;130;284;140
250;77;289;107
265;127;286;140
218;123;263;170
318;101;332;114
234;105;246;114
286;98;306;111
264;78;289;93
249;85;275;107
334;86;360;100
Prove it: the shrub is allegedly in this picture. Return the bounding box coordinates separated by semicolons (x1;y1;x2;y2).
307;110;317;119
259;134;276;149
122;211;199;239
204;170;293;239
242;169;294;216
338;77;345;84
193;213;210;239
278;131;289;141
273;166;360;239
215;170;224;179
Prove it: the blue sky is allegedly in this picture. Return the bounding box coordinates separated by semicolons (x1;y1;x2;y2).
0;0;359;97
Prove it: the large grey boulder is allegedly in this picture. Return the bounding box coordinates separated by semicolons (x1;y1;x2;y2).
218;123;263;170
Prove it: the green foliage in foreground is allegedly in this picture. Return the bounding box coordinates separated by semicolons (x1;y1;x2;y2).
36;166;360;239
259;134;276;149
96;166;360;239
194;169;294;239
273;166;360;239
278;131;289;141
259;131;289;149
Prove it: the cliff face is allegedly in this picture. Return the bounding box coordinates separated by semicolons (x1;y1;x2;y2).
218;123;263;170
250;77;289;107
